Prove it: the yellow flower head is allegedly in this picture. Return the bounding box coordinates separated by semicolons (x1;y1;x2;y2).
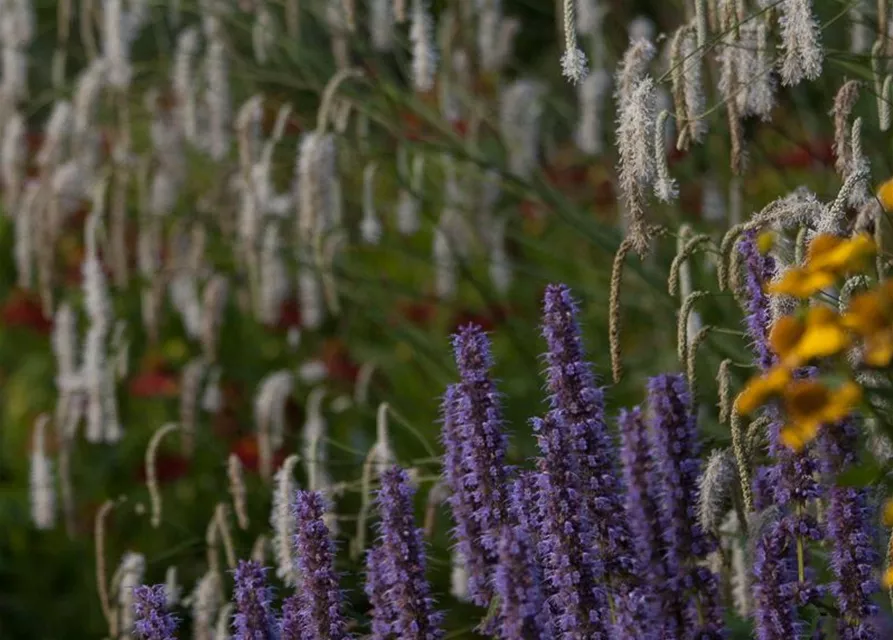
767;267;836;299
779;380;862;450
757;231;775;255
735;366;791;416
806;233;875;273
768;308;849;366
884;566;893;590
878;176;893;212
842;283;893;367
883;498;893;528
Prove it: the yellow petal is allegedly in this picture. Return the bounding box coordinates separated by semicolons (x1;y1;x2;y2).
883;498;893;528
789;322;850;364
878;177;893;212
884;566;893;589
820;381;862;424
864;333;893;367
734;366;791;416
780;422;819;451
805;234;843;264
769;315;805;359
767;268;836;298
808;233;875;273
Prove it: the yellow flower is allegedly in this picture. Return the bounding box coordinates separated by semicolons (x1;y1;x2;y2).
735;366;791;416
806;233;875;273
883;566;893;590
878;176;893;212
767;267;836;298
842;283;893;367
767;307;849;366
883;498;893;528
779;380;862;451
757;231;775;255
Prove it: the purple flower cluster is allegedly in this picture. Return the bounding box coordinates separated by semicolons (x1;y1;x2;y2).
132;584;178;640
540;284;634;581
232;560;277;640
737;231;776;371
366;466;444;640
752;517;803;640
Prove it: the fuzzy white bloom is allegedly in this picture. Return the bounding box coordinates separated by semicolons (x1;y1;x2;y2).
259;221;289;325
252;5;275;64
617;77;657;207
298;359;327;385
72;60;107;150
1;110;25;211
681;31;707;142
560;0;588;83
614;38;656;110
653;111;677;202
201;366;222;413
203;33;231;160
29;415;55;530
778;0;823;86
173;27;200;143
200;275;229;360
396;149;423;235
628;16;655;43
738;22;776;121
163;566;181;608
576;0;605;36
192;569;222;640
214;603;233;640
297;269;323;330
575;68;611;155
102;0;132;89
499;79;545;178
168;272;203;338
450;550;471;601
297;132;339;240
2;46;27;100
370;0;394;51
360;162;382;244
14;180;38;288
410;0;437;92
303;387;331;493
255;370;294;479
115;551;145;637
1;0;34;46
849;0;872;55
36;100;73;169
701;174;725;222
433;224;456;300
271;455;300;586
488;216;512;295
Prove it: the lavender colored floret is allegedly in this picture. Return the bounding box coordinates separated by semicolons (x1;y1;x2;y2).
439;383;493;605
231;560;277;640
752;518;802;640
540;284;634;580
737;231;776;371
286;490;352;640
132;584;178;640
532;412;610;639
493;478;552;640
368;466;444;640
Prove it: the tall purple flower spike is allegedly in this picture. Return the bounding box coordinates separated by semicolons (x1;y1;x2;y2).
647;374;725;638
450;325;509;551
820;420;880;639
532;412;610;638
367;466;444;640
737;231;776;371
231;560;278;640
493;476;552;640
439;383;493;606
282;490;352;640
753;517;803;640
540;284;634;581
132;584;178;640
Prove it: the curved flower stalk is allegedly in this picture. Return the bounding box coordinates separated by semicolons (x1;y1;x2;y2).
255;370;295;481
271;455;300;587
366;466;444;640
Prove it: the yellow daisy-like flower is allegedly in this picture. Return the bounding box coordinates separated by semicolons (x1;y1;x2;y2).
767;267;836;299
882;498;893;528
779;380;862;451
806;233;875;273
878;176;893;212
734;366;791;416
767;307;849;367
883;566;893;590
842;282;893;367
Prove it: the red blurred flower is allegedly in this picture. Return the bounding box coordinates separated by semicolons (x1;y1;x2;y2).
136;451;190;484
393;299;438;328
268;297;301;331
545;164;588;190
450;303;512;334
229;435;287;474
129;369;179;398
772;139;834;169
0;289;52;334
321;338;360;385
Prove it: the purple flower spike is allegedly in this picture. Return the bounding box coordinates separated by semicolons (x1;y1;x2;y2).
450;325;509;552
132;584;178;640
753;518;802;640
285;490;352;640
647;374;725;638
439;383;494;605
540;284;634;580
231;560;277;640
532;413;609;639
737;231;776;371
368;466;444;640
493;478;552;640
